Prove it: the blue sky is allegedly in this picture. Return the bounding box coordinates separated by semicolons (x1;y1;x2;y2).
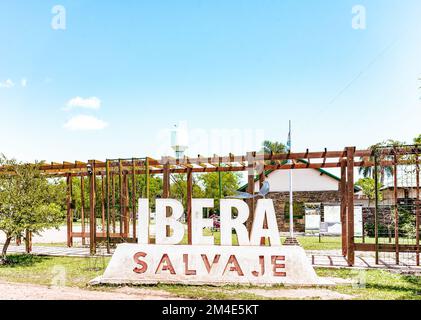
0;0;420;163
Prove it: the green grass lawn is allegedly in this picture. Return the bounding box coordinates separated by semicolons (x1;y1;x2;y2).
0;254;420;300
33;232;413;251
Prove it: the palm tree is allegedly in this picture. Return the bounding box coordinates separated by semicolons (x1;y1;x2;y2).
358;140;405;184
261;140;287;154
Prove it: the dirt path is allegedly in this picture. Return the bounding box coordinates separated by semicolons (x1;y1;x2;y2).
237;288;354;300
0;281;185;300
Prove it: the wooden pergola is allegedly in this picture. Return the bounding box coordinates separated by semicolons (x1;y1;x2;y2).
0;146;419;266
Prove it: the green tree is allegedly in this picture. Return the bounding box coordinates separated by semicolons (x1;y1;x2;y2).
355;177;383;207
358;140;405;183
414;134;421;145
0;155;65;263
261;140;286;154
170;174;204;210
198;172;241;211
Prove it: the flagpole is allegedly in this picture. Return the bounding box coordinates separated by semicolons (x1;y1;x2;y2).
288;120;294;239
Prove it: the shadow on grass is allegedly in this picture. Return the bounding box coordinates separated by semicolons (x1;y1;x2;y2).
0;254;51;268
401;275;421;287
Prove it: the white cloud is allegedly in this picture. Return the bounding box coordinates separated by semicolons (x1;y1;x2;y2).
0;79;15;88
63;115;108;131
21;78;27;87
65;96;101;110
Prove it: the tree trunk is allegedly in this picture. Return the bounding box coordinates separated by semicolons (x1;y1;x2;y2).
1;237;12;264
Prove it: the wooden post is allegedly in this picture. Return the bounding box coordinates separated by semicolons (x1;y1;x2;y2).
246;152;255;235
111;171;116;233
80;175;85;245
416;151;420;266
66;173;73;247
340;158;347;257
119;160;123;235
346;147;355;266
123;171;129;236
101;174;105;232
259;172;267;245
374;153;379;265
106;160;111;254
145;157;150;200
89;161;96;255
362;213;365;243
393;152;399;264
163;157;171;237
132;158;137;240
187;167;193;245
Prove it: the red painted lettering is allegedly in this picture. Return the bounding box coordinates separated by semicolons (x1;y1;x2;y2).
155;254;176;274
271;255;286;277
223;255;244;276
133;252;148;274
201;254;221;273
183;254;196;275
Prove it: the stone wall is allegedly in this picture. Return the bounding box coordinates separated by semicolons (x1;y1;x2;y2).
266;191;341;232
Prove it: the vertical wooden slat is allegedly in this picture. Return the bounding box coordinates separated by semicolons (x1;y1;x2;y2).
186;167;193;245
106;160;111;254
340;158;347;257
111;171;116;233
89;161;96;255
132;158;137;240
66;173;73;247
259;172;267;246
163;157;171;237
145;157;150;200
393;152;399;264
119;159;123;235
416;152;420;266
101;174;105;232
124;171;129;236
346;147;355;266
374;153;379;265
246;152;255;235
145;158;150;243
80;175;85;245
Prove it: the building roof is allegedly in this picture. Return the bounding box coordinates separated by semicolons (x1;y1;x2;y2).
238;159;361;192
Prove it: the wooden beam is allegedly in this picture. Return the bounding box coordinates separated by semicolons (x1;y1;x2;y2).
393;151;399;264
346;147;355;266
259;172;267;246
246;152;255;235
416;152;420;266
80;175;86;245
186;167;193;245
340;158;347;257
163;157;171;237
106;160;111;254
132;158;137;241
123;171;129;236
66;173;73;247
119;159;123;235
374;153;379;265
89;161;96;255
111;171;116;233
101;174;106;232
355;243;420;252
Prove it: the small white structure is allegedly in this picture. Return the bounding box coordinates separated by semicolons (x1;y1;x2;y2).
171;121;189;159
250;167;340;193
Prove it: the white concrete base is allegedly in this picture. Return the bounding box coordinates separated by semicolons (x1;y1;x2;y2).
96;244;333;287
